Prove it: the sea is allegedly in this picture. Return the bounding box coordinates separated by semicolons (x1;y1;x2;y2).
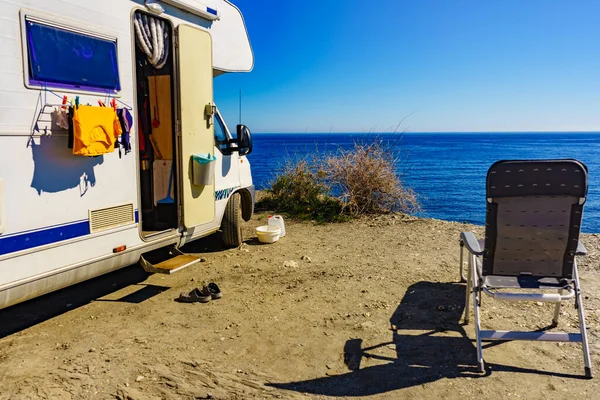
246;132;600;233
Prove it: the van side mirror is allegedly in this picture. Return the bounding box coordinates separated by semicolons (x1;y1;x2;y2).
236;124;253;156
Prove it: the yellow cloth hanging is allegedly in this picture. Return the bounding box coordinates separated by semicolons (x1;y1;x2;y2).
72;105;123;156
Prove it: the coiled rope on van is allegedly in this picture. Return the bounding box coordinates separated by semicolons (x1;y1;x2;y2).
134;13;169;69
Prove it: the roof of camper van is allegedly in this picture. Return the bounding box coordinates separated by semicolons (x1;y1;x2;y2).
160;0;253;73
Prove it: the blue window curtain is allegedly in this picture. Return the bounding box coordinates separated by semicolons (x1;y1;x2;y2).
26;19;121;92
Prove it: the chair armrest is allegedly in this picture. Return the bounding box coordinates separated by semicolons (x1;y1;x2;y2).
576;241;588;256
460;232;484;256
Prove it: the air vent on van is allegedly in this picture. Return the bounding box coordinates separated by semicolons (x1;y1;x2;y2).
89;204;135;233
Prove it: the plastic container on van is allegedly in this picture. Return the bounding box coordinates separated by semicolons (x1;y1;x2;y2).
191;153;217;186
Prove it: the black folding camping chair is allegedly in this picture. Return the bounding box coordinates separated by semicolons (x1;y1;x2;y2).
459;159;593;378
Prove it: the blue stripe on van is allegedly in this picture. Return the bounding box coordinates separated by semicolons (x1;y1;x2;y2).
215;187;240;201
0;209;140;256
0;220;90;256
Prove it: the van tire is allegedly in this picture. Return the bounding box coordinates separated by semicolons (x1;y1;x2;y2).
221;192;243;248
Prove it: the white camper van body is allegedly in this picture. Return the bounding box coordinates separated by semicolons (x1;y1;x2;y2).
0;0;255;310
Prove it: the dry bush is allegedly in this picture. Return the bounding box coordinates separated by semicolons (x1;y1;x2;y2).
259;158;346;222
259;138;419;222
323;140;420;216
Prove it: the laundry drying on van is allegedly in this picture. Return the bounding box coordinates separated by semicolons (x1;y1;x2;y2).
71;105;123;156
116;108;133;157
54;106;69;130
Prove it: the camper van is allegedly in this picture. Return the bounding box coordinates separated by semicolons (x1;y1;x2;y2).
0;0;255;310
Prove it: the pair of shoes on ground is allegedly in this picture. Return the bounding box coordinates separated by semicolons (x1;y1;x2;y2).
177;282;222;303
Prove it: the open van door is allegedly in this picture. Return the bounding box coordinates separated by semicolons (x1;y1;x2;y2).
176;25;215;228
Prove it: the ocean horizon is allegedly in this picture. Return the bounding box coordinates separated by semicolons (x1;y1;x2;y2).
247;131;600;233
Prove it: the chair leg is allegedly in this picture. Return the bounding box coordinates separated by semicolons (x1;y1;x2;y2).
552;289;562;327
471;255;484;372
573;262;593;378
459;240;466;282
464;252;472;324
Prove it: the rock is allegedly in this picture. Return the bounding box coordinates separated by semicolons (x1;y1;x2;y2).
283;260;299;269
89;348;96;353
437;305;446;311
536;301;543;306
136;375;144;382
359;321;375;329
326;364;332;370
233;263;241;268
200;257;207;262
301;255;313;263
56;342;70;350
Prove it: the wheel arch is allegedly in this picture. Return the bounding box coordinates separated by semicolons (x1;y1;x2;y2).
235;186;255;222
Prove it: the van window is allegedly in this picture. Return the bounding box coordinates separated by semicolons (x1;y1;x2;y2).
214;113;229;152
25;18;120;92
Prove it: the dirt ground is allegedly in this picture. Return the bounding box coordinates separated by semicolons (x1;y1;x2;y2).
1;211;600;399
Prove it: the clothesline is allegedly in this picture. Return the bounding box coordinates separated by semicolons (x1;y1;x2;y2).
37;84;133;158
41;85;133;110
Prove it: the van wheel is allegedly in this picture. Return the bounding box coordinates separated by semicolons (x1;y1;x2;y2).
221;192;243;248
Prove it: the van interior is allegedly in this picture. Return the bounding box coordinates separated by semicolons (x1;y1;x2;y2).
133;11;178;237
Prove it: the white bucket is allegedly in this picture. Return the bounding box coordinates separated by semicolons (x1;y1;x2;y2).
268;215;286;237
256;225;281;244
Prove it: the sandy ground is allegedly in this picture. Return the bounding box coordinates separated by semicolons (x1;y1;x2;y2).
1;211;600;399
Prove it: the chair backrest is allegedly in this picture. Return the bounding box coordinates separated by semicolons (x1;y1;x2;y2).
482;159;588;278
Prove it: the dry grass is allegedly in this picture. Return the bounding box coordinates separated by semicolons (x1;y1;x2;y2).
260;138;419;221
323;140;420;216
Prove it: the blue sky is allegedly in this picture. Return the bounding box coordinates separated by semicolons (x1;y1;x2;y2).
214;0;600;133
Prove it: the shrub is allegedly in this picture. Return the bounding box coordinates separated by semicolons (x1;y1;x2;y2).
259;159;346;223
260;138;419;222
323;140;420;216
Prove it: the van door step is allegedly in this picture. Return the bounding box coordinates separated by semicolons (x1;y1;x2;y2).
139;247;200;274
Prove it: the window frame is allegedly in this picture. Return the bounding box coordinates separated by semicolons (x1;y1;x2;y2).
213;108;234;154
20;10;122;96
